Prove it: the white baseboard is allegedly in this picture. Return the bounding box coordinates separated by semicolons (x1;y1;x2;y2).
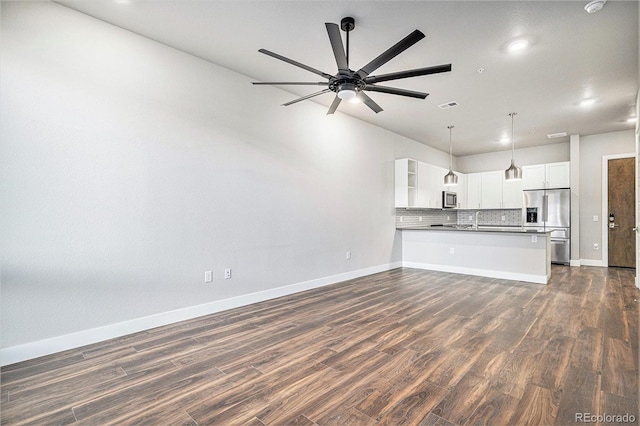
402;261;548;285
580;259;605;267
0;261;402;366
570;259;581;267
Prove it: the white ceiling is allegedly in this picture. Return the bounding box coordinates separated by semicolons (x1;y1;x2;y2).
56;0;638;156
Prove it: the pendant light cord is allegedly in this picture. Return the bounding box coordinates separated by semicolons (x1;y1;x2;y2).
510;112;517;161
448;125;454;170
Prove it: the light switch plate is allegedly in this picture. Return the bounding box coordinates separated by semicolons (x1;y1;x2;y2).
593;215;598;222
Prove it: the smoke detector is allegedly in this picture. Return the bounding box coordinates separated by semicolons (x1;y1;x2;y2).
584;0;606;13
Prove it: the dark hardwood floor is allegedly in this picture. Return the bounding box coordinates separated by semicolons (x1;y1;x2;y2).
1;266;638;425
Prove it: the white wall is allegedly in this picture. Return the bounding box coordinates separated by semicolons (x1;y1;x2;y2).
456;142;569;173
0;2;436;359
579;130;635;262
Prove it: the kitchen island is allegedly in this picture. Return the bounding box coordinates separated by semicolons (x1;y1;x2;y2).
399;226;551;284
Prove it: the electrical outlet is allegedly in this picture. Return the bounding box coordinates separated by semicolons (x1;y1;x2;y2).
469;215;473;220
501;215;506;221
531;235;537;243
447;216;450;221
224;268;232;279
449;247;454;254
346;251;351;260
419;216;423;222
399;216;404;222
204;270;212;283
593;215;599;222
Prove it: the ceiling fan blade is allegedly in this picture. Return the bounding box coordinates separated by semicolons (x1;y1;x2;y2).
364;64;452;84
364;85;428;99
252;82;329;86
358;92;383;113
327;96;342;115
282;89;332;107
325;23;349;71
258;49;334;79
356;30;425;78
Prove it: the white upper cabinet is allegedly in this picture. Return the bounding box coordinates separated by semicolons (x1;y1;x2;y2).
522;164;546;189
522;162;570;189
395;159;465;209
454;172;467;209
466;173;482;210
395;158;418;207
480;171;503;209
421;162;448;208
502;174;524;208
546;161;571;188
465;171;522;209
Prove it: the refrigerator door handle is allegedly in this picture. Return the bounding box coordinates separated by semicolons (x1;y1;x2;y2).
542;194;549;222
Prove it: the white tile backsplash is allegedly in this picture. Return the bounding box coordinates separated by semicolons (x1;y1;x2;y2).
396;208;522;228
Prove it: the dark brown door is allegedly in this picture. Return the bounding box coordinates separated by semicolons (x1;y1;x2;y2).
608;157;636;268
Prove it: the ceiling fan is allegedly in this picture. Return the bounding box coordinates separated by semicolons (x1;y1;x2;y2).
252;17;452;115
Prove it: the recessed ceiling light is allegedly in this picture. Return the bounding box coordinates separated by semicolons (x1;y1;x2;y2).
580;98;597;107
507;39;529;52
500;137;510;144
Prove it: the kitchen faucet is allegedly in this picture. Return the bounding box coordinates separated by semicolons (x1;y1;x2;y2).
475;211;481;229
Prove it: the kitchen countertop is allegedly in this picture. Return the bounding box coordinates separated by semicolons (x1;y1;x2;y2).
396;225;550;234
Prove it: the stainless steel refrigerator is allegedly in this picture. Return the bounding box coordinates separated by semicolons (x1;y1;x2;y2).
523;188;571;264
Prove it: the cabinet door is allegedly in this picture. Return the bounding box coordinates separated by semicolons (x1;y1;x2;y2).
455;172;467;209
416;162;430;207
466;173;482;210
395;159;409;207
546;161;570;188
502;175;523;208
424;163;446;208
481;171;502;209
395;159;419;207
522;164;546;190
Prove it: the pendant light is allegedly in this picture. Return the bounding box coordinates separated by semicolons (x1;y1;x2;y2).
443;125;458;186
504;112;522;181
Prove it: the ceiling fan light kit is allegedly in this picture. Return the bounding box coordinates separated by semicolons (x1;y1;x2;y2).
253;17;452;115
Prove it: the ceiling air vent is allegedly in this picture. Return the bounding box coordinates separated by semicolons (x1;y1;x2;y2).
438;101;459;109
547;132;567;139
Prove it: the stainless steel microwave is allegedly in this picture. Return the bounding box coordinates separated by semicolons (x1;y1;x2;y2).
442;191;457;208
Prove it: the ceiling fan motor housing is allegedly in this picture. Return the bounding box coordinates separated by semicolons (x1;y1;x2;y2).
341;17;355;32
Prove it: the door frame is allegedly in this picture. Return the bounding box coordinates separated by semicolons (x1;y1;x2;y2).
601;153;636;268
